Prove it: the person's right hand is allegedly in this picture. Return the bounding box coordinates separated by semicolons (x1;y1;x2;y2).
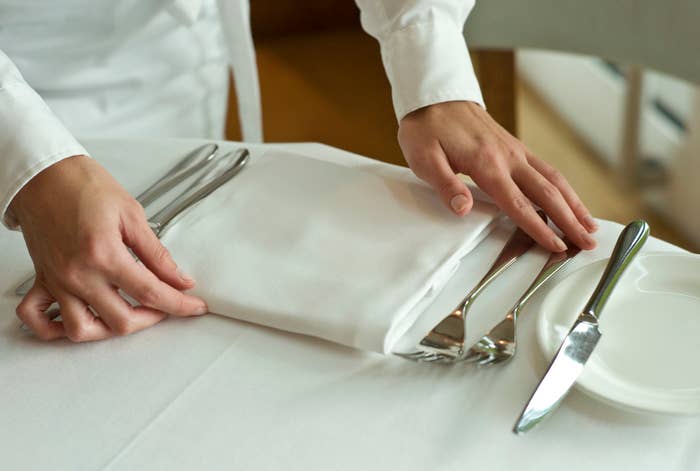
398;101;597;252
9;155;208;342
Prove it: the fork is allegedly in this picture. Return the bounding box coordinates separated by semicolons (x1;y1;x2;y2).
13;143;219;297
395;214;543;363
461;241;581;366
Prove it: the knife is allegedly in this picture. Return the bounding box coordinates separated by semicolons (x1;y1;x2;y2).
135;142;219;207
513;220;650;434
148;148;249;236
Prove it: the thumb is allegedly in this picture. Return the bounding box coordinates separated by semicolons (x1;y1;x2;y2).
407;149;473;216
123;217;195;290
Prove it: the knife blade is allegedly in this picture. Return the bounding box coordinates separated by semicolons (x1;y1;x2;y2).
513;220;650;434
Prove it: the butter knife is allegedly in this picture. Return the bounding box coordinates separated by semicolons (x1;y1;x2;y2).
513;220;650;434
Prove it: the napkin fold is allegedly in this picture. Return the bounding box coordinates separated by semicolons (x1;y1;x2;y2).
161;150;499;353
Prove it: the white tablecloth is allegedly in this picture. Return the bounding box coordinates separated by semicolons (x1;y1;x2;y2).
1;138;698;470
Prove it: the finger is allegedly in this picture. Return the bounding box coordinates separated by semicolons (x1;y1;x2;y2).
405;146;473;216
82;283;168;337
15;283;65;340
55;292;113;342
526;154;597;233
513;165;596;250
122;217;195;290
475;173;567;252
109;251;208;317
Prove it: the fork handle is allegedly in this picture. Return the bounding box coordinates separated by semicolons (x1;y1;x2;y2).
511;242;581;318
461;219;540;309
136;143;218;207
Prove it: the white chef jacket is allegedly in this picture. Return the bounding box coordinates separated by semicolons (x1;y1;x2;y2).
0;0;483;229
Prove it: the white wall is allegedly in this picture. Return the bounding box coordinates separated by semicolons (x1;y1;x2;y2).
518;50;700;245
517;50;689;167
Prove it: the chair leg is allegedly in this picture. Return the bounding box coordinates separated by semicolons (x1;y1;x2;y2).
619;66;644;187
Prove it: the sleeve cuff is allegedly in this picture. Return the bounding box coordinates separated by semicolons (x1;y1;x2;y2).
379;18;485;121
1;146;87;230
0;75;87;230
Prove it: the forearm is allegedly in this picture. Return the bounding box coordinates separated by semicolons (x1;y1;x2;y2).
0;49;87;229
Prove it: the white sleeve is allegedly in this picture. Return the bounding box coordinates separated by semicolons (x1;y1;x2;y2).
0;49;87;229
355;0;484;122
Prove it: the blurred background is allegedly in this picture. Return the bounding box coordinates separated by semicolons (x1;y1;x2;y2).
226;1;699;252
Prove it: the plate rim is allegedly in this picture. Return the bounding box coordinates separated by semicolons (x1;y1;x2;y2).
536;251;700;416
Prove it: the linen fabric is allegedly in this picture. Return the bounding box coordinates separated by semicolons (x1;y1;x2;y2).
0;139;697;471
161;149;499;353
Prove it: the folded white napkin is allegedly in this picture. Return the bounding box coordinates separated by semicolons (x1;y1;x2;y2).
161;150;500;353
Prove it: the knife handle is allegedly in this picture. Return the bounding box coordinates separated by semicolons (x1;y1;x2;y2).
136;143;218;207
582;220;649;318
149;149;250;236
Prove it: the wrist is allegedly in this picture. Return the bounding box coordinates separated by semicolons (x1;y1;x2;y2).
9;154;90;223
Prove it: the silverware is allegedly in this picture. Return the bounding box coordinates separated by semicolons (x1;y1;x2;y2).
462;241;581;365
395;213;544;364
136;143;218;207
18;148;249;330
513;220;650;435
14;143;219;297
149;148;249;236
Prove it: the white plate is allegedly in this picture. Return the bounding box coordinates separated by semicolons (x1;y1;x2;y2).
537;252;700;415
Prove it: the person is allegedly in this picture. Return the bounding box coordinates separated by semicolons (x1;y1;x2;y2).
0;0;597;343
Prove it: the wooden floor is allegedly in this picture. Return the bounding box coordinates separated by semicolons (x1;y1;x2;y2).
227;28;693;251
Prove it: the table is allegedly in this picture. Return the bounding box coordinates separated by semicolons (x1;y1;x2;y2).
1;138;698;470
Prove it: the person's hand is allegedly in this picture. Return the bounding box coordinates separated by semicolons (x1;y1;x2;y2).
398;101;597;252
10;155;208;342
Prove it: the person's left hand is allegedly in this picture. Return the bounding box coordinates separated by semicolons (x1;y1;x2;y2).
398;100;597;252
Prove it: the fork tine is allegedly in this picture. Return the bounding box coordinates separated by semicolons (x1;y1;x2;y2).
395;350;453;363
481;354;511;366
420;353;449;362
395;224;543;364
396;351;430;360
461;351;484;363
412;352;444;362
434;356;459;364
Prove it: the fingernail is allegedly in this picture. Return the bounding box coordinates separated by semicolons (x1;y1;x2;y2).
177;268;195;284
583;215;598;232
581;232;597;249
553;236;567;252
195;303;208;315
450;194;469;213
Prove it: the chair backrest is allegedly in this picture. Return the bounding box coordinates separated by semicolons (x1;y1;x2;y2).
465;0;700;85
